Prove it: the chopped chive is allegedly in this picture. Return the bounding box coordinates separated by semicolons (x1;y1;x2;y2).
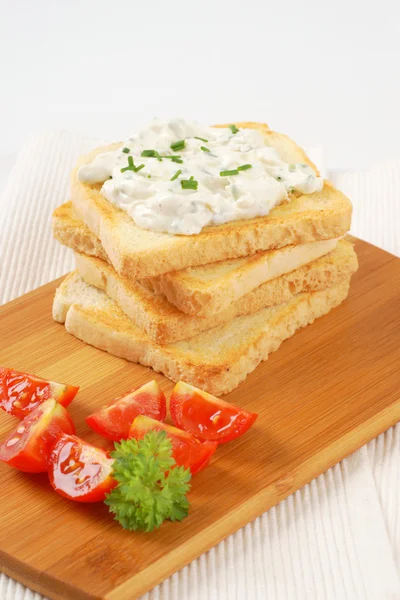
194;136;208;143
229;124;239;134
170;169;182;181
288;164;296;172
122;147;130;154
200;146;210;152
276;176;283;181
108;176;113;179
141;149;162;161
220;169;239;177
160;155;183;164
181;177;198;190
121;155;145;173
237;164;252;171
170;140;186;152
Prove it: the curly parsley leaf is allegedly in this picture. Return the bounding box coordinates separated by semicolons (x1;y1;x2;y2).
104;431;191;532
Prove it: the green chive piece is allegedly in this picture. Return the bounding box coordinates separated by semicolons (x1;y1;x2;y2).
121;155;145;173
288;164;296;172
170;140;186;152
181;178;198;190
220;169;239;177
229;124;239;134
170;169;182;181
141;149;162;161
237;164;252;171
276;176;283;181
194;136;208;143
122;147;130;154
200;146;210;152
159;155;183;164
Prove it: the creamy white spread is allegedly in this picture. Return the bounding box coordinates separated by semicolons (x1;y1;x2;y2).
78;118;323;235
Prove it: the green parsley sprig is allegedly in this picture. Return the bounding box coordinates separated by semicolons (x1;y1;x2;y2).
105;431;191;532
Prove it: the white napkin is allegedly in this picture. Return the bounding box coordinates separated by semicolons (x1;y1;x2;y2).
0;132;399;600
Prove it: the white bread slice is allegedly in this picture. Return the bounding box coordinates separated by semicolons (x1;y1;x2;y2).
70;122;352;279
53;273;351;395
148;237;339;316
53;202;109;262
53;202;349;316
75;241;358;344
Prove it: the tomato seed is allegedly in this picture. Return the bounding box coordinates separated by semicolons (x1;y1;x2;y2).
6;437;20;447
16;426;25;434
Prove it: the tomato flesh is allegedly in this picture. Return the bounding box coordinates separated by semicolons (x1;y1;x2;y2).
0;367;79;419
86;380;166;441
0;398;75;472
129;415;217;475
48;434;117;502
170;381;258;444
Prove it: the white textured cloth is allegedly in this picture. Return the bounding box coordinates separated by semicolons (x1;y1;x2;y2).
0;133;399;600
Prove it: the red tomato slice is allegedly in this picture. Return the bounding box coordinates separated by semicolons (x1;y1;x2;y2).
86;380;166;441
129;415;217;475
170;381;258;444
48;434;117;503
0;398;75;473
0;367;79;419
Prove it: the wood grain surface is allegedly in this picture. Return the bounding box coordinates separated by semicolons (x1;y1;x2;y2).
0;238;399;600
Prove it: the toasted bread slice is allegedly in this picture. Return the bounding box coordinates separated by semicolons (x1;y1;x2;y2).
75;241;357;343
53;273;351;395
148;237;340;316
70;122;352;279
53;202;349;316
53;202;108;261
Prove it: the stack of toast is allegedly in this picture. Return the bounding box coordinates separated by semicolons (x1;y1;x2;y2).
52;122;357;396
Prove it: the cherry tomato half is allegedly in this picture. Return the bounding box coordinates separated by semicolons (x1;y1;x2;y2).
0;398;75;472
170;381;257;444
129;415;217;475
0;367;79;419
86;380;166;441
48;434;117;503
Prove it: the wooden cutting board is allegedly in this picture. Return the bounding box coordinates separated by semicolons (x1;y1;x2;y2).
0;237;399;600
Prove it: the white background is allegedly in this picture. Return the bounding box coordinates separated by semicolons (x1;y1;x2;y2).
1;0;399;171
1;2;400;599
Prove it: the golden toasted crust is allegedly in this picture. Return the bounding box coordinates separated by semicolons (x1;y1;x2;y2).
70;122;352;279
54;273;351;395
75;241;358;343
52;202;109;261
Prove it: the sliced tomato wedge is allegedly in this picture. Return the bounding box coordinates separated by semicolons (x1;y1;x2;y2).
0;367;79;419
48;434;117;503
86;380;166;442
170;381;258;444
129;415;217;475
0;398;75;473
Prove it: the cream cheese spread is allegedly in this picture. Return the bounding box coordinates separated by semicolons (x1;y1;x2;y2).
78;119;323;235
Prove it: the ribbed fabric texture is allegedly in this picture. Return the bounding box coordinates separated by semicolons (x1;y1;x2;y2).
0;133;399;600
